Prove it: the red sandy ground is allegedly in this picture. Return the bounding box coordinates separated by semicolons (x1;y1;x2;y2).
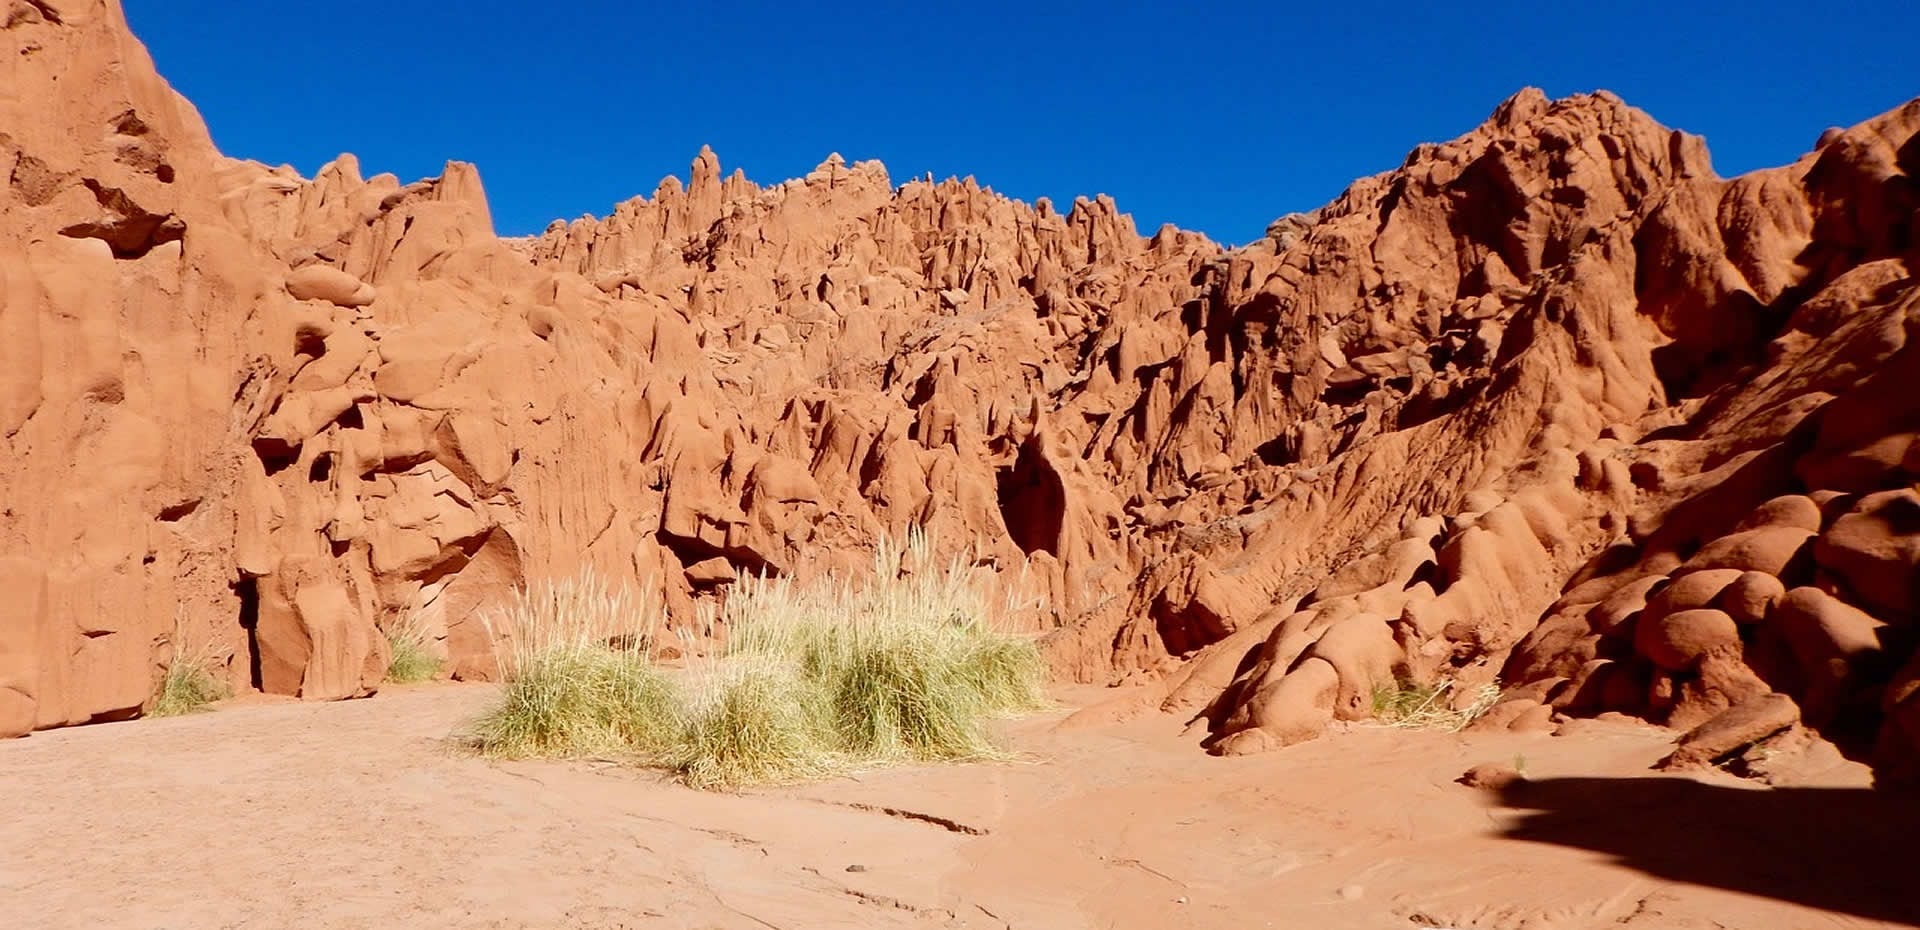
2;685;1913;930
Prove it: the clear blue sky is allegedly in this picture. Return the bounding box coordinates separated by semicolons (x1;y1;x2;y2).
126;1;1917;245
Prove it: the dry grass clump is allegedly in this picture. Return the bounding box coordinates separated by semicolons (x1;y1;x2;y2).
384;611;444;684
467;570;678;759
719;531;1046;769
467;531;1048;789
152;658;228;717
673;657;836;789
152;619;229;717
1370;678;1502;731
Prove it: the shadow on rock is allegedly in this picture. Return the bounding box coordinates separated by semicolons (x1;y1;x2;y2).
1497;776;1920;926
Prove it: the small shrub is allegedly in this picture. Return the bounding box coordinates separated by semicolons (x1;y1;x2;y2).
152;642;228;718
674;659;836;789
467;571;677;759
723;529;1047;770
955;634;1048;715
470;644;680;758
813;623;994;760
463;532;1048;788
384;612;443;684
1371;678;1501;731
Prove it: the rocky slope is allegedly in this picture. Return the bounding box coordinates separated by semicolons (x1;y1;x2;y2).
4;0;1919;786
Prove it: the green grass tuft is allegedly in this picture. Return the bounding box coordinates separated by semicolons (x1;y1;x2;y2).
814;623;995;760
464;530;1048;789
467;570;677;759
674;659;837;789
384;612;444;684
470;643;680;758
956;634;1049;715
716;529;1047;772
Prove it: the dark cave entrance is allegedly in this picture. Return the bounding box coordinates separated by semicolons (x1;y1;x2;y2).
232;576;262;691
996;437;1066;557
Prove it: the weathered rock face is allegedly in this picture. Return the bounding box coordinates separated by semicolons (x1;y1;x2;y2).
1177;95;1920;776
2;0;245;732
5;0;1920;786
0;0;1210;732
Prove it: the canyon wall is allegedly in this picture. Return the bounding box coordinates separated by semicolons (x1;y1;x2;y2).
4;0;1919;784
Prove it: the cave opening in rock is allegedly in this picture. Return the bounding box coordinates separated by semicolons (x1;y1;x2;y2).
232;577;262;692
292;326;327;359
1254;433;1296;467
995;438;1065;556
251;437;299;476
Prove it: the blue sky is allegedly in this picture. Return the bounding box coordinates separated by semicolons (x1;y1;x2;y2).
126;2;1917;245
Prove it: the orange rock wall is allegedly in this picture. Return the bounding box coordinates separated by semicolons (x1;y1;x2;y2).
5;0;1920;785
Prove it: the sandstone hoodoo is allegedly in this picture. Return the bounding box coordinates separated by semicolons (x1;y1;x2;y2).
4;0;1920;799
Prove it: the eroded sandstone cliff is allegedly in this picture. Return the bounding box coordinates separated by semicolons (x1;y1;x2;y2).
4;0;1918;785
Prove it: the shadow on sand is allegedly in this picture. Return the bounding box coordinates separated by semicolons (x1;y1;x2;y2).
1497;777;1920;926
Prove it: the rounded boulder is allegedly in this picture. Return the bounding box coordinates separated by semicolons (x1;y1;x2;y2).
1716;571;1787;624
1734;494;1824;533
1675;526;1815;579
1636;608;1741;671
1643;569;1744;626
287;264;377;308
1813;489;1920;619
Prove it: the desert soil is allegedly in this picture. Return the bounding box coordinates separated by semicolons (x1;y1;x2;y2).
2;685;1913;930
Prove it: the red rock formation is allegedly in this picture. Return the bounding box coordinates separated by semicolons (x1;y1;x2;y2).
6;0;1920;788
1168;95;1920;775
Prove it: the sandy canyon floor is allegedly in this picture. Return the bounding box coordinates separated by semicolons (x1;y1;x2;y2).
2;686;1914;930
